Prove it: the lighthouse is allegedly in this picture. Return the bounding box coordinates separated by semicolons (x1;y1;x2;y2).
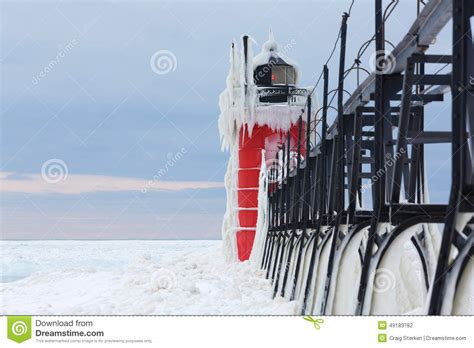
219;32;311;261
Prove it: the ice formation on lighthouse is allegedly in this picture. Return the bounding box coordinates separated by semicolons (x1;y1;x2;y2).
221;150;239;262
218;34;305;151
249;150;269;265
218;37;252;152
219;41;242;262
218;33;311;262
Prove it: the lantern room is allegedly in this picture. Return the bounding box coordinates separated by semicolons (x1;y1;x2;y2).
252;36;301;104
254;57;297;86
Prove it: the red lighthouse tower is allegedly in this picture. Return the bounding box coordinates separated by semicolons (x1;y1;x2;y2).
219;32;310;261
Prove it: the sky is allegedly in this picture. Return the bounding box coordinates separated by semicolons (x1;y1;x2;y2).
0;0;454;239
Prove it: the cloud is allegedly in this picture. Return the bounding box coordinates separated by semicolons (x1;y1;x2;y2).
0;172;224;195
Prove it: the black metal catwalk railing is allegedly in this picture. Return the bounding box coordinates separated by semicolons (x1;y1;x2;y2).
260;0;473;315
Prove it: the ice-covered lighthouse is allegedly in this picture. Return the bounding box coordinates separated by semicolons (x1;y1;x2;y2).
219;32;311;261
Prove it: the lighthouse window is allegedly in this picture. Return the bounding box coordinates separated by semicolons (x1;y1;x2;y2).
271;65;296;85
271;66;286;85
254;65;272;85
254;64;297;86
286;66;296;85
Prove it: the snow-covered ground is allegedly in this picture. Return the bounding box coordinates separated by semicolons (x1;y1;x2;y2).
0;240;297;315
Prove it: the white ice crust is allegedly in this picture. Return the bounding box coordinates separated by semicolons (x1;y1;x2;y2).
218;33;312;262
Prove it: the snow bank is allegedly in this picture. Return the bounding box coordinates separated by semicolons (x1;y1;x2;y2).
450;257;474;315
440;212;474;315
331;227;369;315
0;240;297;315
369;226;428;315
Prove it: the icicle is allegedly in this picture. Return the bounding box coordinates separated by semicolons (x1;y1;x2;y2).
218;33;313;151
218;41;241;151
268;27;274;42
221;145;239;262
239;35;257;138
249;150;269;265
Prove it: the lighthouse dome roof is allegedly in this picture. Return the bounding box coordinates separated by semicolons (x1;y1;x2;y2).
252;31;300;84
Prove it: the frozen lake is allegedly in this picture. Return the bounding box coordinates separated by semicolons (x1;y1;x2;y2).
0;240;296;315
0;240;218;283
